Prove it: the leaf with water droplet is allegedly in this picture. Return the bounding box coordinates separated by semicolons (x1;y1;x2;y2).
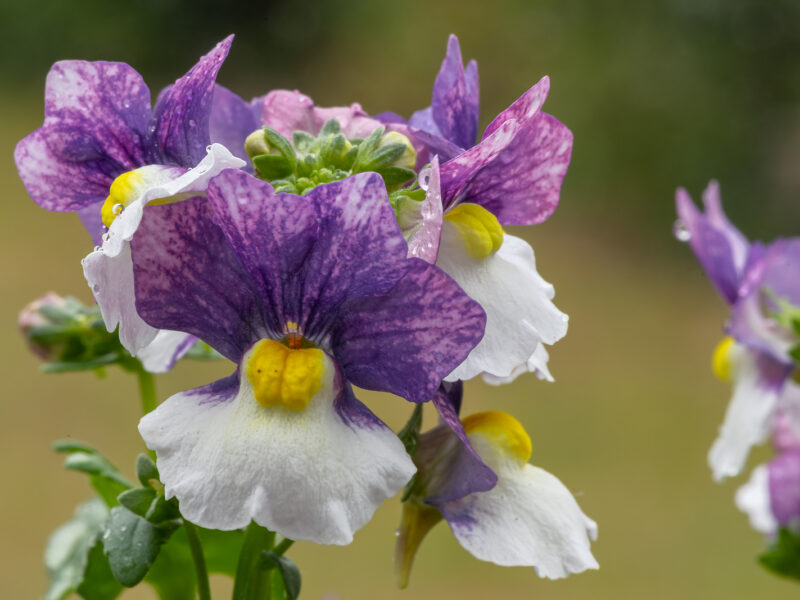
104;506;172;587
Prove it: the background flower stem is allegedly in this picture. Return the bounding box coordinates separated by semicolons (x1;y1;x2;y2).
184;519;212;600
233;521;276;600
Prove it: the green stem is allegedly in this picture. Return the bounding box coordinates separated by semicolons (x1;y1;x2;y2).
184;520;212;600
273;537;294;556
136;368;157;415
232;522;275;600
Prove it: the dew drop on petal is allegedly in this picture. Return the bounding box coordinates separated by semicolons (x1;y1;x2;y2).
673;219;691;242
418;169;430;191
206;145;213;153
112;203;124;215
189;119;197;128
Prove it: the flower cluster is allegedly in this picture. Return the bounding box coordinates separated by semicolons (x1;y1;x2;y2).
17;34;597;594
676;182;800;576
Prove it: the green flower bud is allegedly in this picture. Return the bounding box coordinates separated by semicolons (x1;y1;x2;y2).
244;129;275;159
379;131;417;171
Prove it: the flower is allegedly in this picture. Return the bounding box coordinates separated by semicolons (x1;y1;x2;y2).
737;415;800;535
676;181;800;480
386;35;571;382
395;383;597;586
14;36;253;371
131;170;486;543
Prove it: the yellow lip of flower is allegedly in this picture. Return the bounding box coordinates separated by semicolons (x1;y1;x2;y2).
100;165;191;228
461;410;532;463
712;336;736;383
443;203;504;260
246;339;325;411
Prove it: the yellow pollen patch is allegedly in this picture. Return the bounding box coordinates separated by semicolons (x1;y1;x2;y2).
101;170;147;227
712;336;736;383
246;339;325;411
444;203;504;259
462;410;532;462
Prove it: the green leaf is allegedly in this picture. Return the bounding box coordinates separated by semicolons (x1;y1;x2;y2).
376;166;416;189
54;441;133;507
363;143;407;170
759;528;800;580
44;498;121;600
261;551;301;600
117;488;157;518
136;453;159;488
144;495;181;525
319;118;341;136
790;344;800;364
253;154;292;180
103;506;172;586
41;353;123;373
397;403;423;455
76;540;123;600
262;127;297;171
292;131;315;153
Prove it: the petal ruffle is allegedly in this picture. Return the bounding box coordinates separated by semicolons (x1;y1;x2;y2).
139;354;415;545
14;60;152;211
735;464;777;535
436;230;567;382
332;258;486;404
153;36;233;166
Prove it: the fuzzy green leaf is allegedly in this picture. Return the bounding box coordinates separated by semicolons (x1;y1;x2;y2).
759;528;800;580
103;506;172;586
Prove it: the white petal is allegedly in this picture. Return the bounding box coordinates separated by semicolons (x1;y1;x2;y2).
436;231;568;381
139;352;415;545
442;455;597;578
137;330;195;374
482;344;554;386
735;464;777;535
82;144;245;356
708;347;780;481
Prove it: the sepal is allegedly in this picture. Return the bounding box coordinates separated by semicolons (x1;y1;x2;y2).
759;528;800;580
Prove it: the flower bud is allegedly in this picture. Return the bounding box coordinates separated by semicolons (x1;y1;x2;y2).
379;131;417;171
244;129;274;159
18;293;71;360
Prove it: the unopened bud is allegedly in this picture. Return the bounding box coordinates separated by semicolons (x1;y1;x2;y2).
18;293;71;360
379;131;417;171
244;129;273;159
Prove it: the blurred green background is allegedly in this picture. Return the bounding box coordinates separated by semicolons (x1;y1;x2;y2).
3;0;800;597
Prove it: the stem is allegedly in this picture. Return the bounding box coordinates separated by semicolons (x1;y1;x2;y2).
184;520;211;600
232;522;275;600
136;368;157;415
273;537;294;556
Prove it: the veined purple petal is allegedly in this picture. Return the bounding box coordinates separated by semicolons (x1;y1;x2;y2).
675;185;746;304
768;450;800;527
408;127;464;163
131;196;268;361
431;35;479;149
483;76;550;139
14;60;152;212
209;85;259;164
443;111;572;225
206;171;409;342
427;383;498;504
409;106;442;137
332;259;486;404
77;201;105;245
154;35;233;166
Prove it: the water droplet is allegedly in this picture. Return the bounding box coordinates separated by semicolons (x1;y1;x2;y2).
418;169;430;191
394;528;400;537
102;233;110;243
672;219;691;242
92;285;100;293
206;145;213;153
112;203;124;215
123;100;131;109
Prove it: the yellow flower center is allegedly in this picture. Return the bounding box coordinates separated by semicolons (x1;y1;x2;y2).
711;336;736;383
443;203;504;259
462;410;532;462
246;339;325;411
100;165;187;228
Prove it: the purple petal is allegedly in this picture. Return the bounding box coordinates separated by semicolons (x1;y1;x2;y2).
769;450;800;527
209;85;259;164
428;383;498;504
14;60;152;212
332;259;486;404
702;181;749;273
407;127;464;163
206;171;409;342
131;196;267;361
260;90;316;137
406;157;443;263
483;76;550;139
675;187;742;304
409;106;442;137
77;202;105;245
431;35;479;149
153;36;233;166
373;111;408;125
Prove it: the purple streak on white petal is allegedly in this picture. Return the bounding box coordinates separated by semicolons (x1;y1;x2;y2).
138;330;197;374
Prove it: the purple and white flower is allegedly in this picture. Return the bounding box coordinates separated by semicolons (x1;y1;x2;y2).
385;35;572;383
131;170;486;544
395;383;597;585
14;37;252;371
676;181;800;480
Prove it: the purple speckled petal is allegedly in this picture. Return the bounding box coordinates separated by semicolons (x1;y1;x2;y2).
769;450;800;527
407;127;464;163
332;259;486;404
14;60;152;212
409;106;442;137
131;196;267;361
431;35;479;149
406;157;443;263
427;382;498;504
153;36;233;166
77;201;105;245
483;76;550;139
209;85;259;164
206;171;409;341
675;186;746;304
443;111;572;225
